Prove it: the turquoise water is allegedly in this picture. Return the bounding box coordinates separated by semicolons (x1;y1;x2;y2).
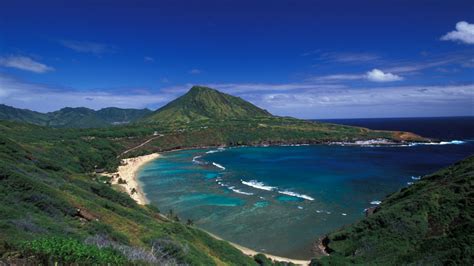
139;141;473;259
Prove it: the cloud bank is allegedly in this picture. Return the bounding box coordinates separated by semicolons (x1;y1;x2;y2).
1;74;471;118
0;74;172;112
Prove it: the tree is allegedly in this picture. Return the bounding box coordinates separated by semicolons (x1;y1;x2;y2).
186;219;194;226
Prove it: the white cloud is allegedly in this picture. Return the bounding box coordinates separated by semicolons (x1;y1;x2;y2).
309;69;402;83
59;40;115;54
441;21;474;45
189;69;202;74
0;56;54;73
366;69;403;82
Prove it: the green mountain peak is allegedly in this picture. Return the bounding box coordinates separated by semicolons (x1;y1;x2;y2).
143;86;272;123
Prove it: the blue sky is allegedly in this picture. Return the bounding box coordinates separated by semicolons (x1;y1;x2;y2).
0;0;473;118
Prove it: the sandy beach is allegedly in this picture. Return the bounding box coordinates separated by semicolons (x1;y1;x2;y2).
107;153;160;205
205;230;311;265
233;244;311;265
110;152;311;265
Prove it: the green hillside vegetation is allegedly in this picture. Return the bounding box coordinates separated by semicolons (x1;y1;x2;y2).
313;156;474;265
0;104;151;128
143;86;272;123
0;120;258;265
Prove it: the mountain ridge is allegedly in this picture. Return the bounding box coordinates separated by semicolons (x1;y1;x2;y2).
0;104;152;128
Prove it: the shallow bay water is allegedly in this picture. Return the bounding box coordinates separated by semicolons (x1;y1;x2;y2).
139;139;473;259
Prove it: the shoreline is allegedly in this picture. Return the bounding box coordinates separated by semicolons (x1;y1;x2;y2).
106;153;160;205
111;151;312;265
206;230;311;265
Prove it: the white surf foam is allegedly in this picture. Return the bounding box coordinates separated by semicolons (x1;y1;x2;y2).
411;176;421;180
240;180;276;191
278;190;315;201
370;200;382;205
408;140;465;146
227;186;254;196
192;155;205;164
206;147;226;154
212;162;226;170
330;139;396;146
341;213;347;216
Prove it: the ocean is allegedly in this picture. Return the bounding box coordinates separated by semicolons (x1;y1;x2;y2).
138;117;474;259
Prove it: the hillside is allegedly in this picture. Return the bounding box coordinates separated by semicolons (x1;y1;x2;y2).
0;104;152;128
0;104;49;126
143;86;272;123
0;120;258;265
135;86;426;150
314;156;474;265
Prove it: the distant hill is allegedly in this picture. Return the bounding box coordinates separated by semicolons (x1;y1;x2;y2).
143;86;272;123
315;156;474;265
0;104;152;128
0;104;49;126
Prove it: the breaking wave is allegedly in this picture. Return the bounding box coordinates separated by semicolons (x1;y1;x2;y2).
206;147;226;154
241;180;276;191
240;179;315;201
192;155;205;164
408;140;465;146
278;190;314;201
212;162;226;170
227;186;254;196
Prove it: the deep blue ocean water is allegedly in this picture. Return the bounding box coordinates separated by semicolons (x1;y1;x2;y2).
139;117;474;259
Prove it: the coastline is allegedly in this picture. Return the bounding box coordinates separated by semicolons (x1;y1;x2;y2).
112;151;312;265
206;231;311;265
107;153;160;205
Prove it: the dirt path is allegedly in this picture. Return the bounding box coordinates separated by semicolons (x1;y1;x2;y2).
119;134;163;157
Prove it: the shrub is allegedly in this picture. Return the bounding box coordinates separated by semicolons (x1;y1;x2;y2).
20;237;127;264
254;253;273;265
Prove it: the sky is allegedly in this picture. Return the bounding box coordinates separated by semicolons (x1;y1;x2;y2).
0;0;473;119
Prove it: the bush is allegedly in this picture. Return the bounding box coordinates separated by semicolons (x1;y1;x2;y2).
20;237;127;264
254;253;273;265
